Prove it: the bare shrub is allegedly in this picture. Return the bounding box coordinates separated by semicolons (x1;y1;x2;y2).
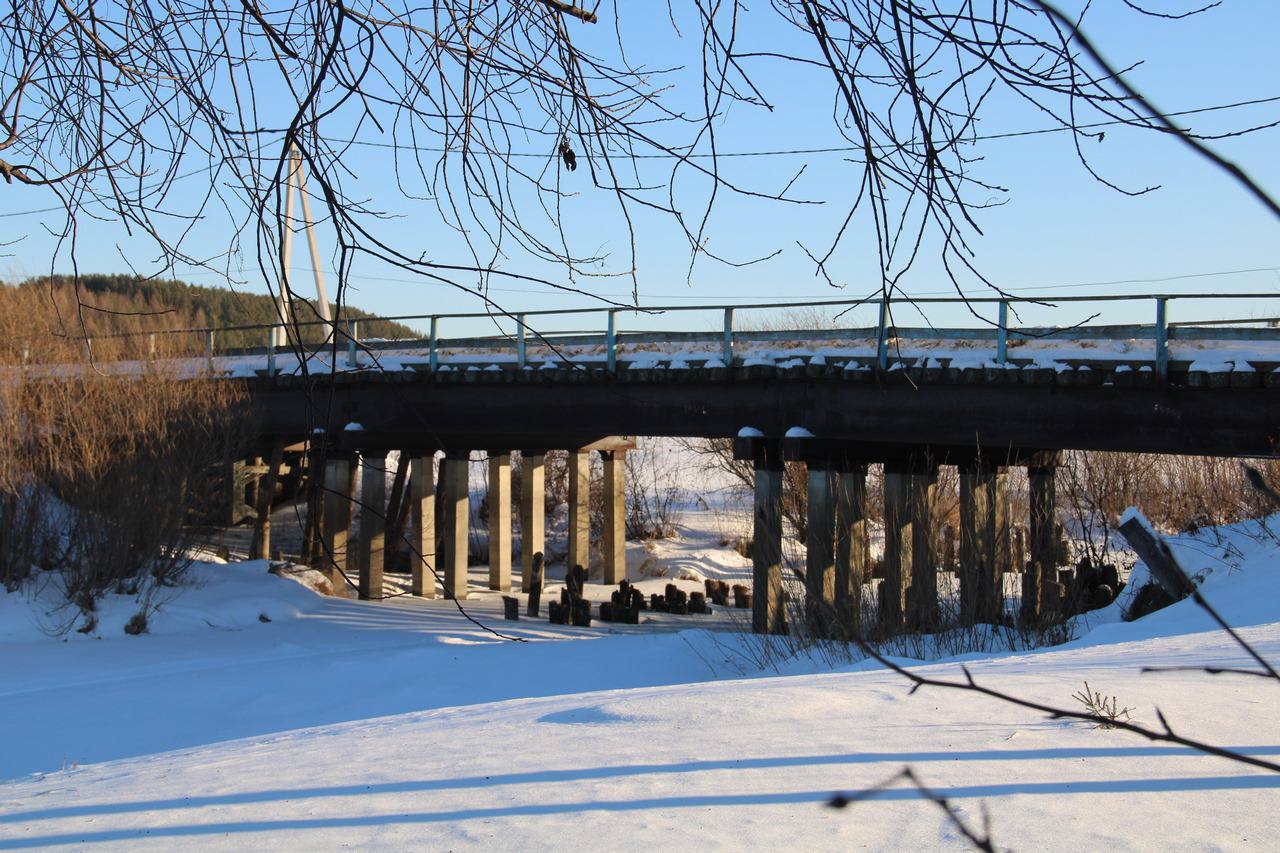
1060;451;1280;566
624;440;684;540
0;285;248;631
1071;682;1135;729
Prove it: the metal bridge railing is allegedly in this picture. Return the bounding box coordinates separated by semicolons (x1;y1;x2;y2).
42;292;1280;383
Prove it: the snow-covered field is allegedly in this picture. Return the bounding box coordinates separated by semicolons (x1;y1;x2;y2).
2;511;1279;850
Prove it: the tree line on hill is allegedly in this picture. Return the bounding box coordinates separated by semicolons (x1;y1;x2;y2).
12;274;421;350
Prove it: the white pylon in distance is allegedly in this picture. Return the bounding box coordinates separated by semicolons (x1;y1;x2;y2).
272;145;334;348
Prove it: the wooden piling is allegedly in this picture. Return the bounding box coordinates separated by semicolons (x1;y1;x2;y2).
526;551;544;617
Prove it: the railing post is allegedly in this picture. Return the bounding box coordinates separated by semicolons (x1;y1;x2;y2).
876;298;889;370
429;316;439;372
996;299;1009;365
205;330;215;371
517;313;527;369
606;309;618;372
1155;297;1169;382
722;307;734;366
346;319;359;368
147;333;156;361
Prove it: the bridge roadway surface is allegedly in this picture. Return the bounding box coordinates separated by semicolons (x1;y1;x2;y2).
241;354;1280;458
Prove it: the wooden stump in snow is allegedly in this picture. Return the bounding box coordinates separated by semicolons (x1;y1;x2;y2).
526;552;544;617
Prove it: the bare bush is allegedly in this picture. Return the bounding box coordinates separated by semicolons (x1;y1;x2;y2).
1059;451;1280;566
624;441;683;541
0;286;248;631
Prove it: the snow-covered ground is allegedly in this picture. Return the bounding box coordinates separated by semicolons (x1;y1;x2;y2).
2;512;1279;850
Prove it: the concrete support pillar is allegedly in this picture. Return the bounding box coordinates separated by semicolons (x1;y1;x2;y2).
909;462;939;631
487;452;512;592
602;449;626;585
805;462;836;637
520;453;545;590
356;451;387;601
834;460;870;638
410;454;436;597
249;442;285;560
752;454;786;635
959;461;1009;625
882;463;913;634
382;452;410;576
322;454;353;593
567;450;591;572
441;452;471;600
1028;452;1061;604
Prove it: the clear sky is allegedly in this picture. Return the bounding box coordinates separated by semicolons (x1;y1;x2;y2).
0;1;1276;338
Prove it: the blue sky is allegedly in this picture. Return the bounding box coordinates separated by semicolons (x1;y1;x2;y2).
0;1;1276;337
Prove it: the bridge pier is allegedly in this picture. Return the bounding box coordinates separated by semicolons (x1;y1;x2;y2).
249;440;285;560
356;451;387;600
959;458;1010;625
567;450;591;572
520;452;545;590
441;450;471;600
488;452;512;592
409;454;436;597
602;449;627;584
834;458;870;638
733;437;786;635
882;455;938;632
908;459;939;631
804;458;836;638
1027;450;1062;620
322;453;353;593
881;461;911;633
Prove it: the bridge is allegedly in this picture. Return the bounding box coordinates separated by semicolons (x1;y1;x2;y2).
69;291;1280;635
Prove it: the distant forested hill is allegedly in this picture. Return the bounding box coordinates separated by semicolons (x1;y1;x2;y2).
15;274;421;349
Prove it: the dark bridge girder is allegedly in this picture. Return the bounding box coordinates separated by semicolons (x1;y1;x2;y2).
244;374;1280;458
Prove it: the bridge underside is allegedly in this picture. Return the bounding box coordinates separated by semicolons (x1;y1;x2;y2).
233;367;1277;636
247;370;1280;457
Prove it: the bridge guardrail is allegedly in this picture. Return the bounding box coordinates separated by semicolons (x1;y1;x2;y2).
37;292;1280;383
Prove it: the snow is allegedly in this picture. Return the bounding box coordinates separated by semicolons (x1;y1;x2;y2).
2;513;1280;850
